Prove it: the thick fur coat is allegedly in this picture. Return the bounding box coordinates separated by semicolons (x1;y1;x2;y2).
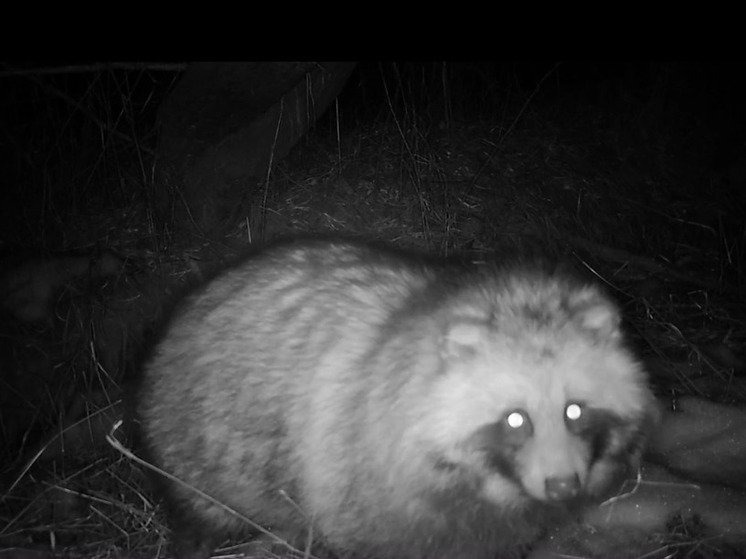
135;239;656;559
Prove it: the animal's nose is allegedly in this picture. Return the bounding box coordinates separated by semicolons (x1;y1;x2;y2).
545;473;581;501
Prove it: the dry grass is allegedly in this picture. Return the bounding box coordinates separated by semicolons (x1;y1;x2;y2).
1;62;744;558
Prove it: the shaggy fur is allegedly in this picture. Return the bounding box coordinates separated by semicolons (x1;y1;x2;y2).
135;238;657;559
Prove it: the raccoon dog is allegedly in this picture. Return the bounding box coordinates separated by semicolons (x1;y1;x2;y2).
135;238;656;559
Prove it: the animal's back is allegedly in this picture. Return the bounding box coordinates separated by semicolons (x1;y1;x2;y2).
136;240;442;552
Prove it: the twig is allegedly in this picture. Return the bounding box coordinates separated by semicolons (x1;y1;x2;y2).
571;235;719;290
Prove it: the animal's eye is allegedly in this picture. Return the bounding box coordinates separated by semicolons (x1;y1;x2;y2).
565;402;583;422
501;409;533;442
506;410;526;429
469;409;532;453
564;402;603;436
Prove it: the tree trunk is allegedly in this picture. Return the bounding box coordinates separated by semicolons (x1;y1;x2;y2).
155;61;357;238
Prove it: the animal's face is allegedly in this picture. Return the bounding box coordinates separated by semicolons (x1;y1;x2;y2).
421;285;655;509
467;391;649;505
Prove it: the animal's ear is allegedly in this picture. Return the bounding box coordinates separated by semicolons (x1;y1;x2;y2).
572;291;621;339
442;320;486;361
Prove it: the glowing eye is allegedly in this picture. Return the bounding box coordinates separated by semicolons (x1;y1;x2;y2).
506;411;525;429
566;403;582;421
